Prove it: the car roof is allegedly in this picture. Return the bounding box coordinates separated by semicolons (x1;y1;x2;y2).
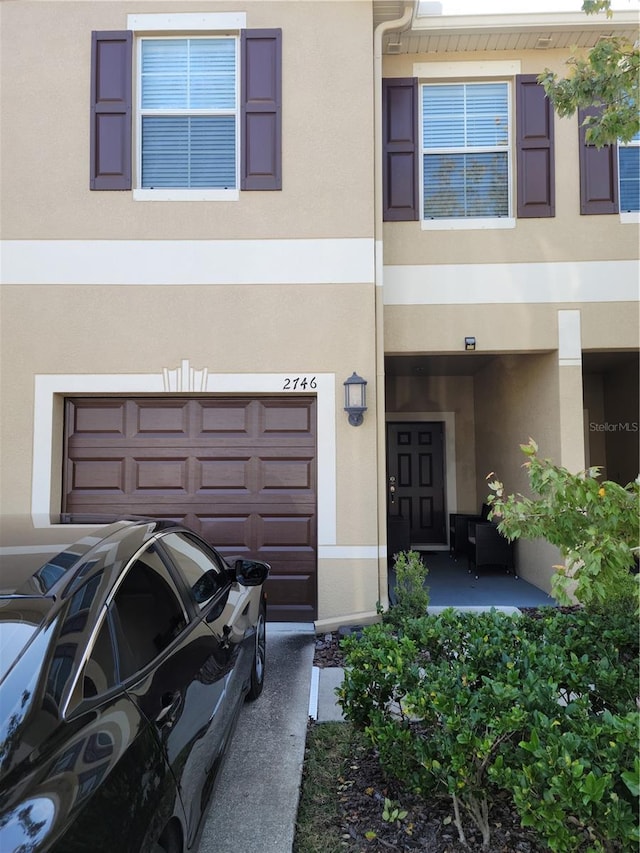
0;515;190;728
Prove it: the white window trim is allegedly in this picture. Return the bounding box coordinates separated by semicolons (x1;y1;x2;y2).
420;78;514;231
133;188;240;202
127;13;247;32
421;217;515;231
131;14;244;200
413;60;521;79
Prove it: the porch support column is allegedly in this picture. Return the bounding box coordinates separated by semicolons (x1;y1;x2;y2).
557;309;585;473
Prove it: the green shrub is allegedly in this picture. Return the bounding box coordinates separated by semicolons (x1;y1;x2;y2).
496;709;640;852
386;550;430;626
486;439;640;611
338;608;639;851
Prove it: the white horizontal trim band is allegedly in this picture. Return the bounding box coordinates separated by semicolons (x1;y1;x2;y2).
319;546;381;559
1;239;375;286
559;358;583;367
384;261;639;305
413;60;521;78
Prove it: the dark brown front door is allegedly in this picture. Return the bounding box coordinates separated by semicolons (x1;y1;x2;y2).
63;397;317;621
386;422;446;547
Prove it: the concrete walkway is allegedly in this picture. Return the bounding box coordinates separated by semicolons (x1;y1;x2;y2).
197;623;316;853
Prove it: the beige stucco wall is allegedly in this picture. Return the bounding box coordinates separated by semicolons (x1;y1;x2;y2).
474;352;563;592
385;302;639;355
0;0;374;240
317;557;381;631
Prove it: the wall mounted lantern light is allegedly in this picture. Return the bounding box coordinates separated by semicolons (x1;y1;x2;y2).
464;336;476;351
344;372;367;426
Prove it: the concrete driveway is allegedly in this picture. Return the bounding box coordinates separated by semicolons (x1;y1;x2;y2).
197;623;315;853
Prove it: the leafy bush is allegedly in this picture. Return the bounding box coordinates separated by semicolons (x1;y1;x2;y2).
338;608;639;851
486;439;639;611
385;550;430;626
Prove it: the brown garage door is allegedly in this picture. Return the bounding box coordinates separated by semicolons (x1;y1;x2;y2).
63;397;317;621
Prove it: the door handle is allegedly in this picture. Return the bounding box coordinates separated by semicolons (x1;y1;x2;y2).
156;691;182;727
388;476;396;504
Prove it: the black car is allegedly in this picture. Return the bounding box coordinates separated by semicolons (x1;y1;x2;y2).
0;517;269;853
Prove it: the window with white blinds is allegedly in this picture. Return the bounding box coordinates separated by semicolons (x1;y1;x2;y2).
618;131;639;212
422;82;510;219
139;37;237;189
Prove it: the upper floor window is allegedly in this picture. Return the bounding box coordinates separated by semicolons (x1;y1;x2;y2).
382;70;554;226
618;131;639;212
422;82;510;220
139;37;238;190
90;23;282;197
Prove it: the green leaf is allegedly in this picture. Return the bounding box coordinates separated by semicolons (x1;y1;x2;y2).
621;762;640;797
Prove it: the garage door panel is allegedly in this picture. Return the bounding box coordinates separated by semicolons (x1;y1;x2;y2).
133;457;189;492
260;400;313;435
69;458;126;492
134;401;190;436
64;397;317;621
200;401;252;436
260;515;315;548
195;514;256;551
68;401;127;437
259;458;313;492
264;571;316;621
196;457;252;493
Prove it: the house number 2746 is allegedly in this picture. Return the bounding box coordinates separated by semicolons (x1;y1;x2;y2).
283;376;317;390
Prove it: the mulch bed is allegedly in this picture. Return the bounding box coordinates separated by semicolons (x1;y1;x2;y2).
310;615;571;852
334;749;545;852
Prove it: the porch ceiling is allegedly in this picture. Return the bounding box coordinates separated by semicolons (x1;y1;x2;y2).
582;350;640;374
385;354;497;376
386;351;639;377
373;1;639;55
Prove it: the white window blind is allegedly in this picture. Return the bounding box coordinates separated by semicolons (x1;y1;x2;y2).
140;38;237;189
422;82;510;219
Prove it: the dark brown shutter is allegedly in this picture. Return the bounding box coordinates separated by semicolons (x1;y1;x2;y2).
516;75;555;218
382;78;419;221
241;29;282;190
90;31;132;190
578;107;618;214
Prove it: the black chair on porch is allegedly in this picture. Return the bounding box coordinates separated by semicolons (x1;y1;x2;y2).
449;504;490;560
467;518;515;578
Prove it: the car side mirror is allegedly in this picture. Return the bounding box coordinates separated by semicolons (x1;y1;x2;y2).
232;559;270;587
